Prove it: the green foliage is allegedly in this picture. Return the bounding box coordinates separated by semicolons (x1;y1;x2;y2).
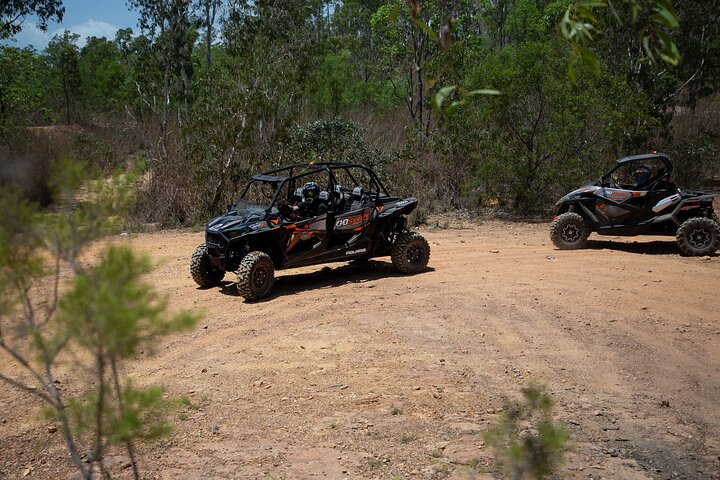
287;119;389;168
0;0;717;223
432;85;502;116
46;30;81;124
0;46;50;142
58;245;197;357
307;49;354;116
0;0;65;38
483;383;569;479
561;0;681;82
668;133;720;187
78;36;129;114
61;382;175;446
441;39;653;210
371;0;446;129
0;189;43;315
673;1;720;103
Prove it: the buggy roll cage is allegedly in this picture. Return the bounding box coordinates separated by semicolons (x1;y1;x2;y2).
237;163;391;216
600;153;673;191
613;153;672;169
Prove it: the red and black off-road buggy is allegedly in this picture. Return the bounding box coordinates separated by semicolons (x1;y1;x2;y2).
190;163;430;300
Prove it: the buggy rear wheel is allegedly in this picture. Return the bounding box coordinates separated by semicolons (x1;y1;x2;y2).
236;251;275;301
550;212;590;250
391;232;430;274
676;217;720;256
190;244;225;287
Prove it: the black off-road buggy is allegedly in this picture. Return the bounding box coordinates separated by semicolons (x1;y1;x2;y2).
550;153;720;255
190;162;430;300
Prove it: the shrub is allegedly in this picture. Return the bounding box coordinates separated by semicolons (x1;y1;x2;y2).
483;383;569;479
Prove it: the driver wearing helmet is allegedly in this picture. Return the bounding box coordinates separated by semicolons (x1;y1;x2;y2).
632;165;651;189
284;182;328;220
300;181;322;217
285;182;328;253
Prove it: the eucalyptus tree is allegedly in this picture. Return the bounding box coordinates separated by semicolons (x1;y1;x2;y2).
46;30;81;124
0;46;49;151
127;0;196;162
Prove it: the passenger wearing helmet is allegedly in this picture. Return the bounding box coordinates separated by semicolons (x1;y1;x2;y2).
632;165;651;189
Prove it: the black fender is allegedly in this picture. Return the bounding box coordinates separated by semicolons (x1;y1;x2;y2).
229;230;286;269
556;200;600;227
379;198;417;217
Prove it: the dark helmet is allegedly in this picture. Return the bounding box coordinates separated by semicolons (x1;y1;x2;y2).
632;165;651;187
302;182;320;204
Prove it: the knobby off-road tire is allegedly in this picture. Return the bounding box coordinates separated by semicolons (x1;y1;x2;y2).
550;212;590;250
676;217;720;256
236;251;275;301
190;244;225;287
391;232;430;274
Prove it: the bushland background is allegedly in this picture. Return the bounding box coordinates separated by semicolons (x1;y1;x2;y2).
2;0;718;225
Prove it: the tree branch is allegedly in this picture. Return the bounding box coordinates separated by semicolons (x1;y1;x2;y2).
0;372;55;404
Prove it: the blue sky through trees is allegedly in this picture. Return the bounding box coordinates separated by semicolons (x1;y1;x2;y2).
2;0;139;49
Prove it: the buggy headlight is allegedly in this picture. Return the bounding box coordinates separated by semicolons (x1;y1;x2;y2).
249;221;268;230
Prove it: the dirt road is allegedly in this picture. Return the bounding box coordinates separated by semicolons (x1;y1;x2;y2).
1;218;719;479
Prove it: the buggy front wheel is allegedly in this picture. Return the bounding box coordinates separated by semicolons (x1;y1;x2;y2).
236;251;275;301
190;244;225;287
550;212;590;250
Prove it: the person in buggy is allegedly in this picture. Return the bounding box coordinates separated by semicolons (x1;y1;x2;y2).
283;181;329;220
632;165;651;190
284;182;331;253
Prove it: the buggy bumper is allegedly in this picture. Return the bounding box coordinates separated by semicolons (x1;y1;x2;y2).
205;231;231;270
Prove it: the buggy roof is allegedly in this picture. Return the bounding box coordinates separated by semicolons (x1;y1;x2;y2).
248;162;390;196
616;153;671;167
257;162;373;177
250;173;287;183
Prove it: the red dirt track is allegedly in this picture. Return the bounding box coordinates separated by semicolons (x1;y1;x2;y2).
1;218;719;479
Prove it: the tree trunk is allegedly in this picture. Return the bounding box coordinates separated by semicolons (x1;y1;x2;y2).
204;0;213;67
64;81;71;125
91;352;106;465
161;63;170;165
111;359;141;480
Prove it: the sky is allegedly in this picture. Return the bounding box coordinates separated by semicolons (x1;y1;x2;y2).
2;0;140;50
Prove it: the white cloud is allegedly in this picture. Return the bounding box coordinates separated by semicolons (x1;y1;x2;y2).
1;22;50;51
53;20;120;45
1;19;120;50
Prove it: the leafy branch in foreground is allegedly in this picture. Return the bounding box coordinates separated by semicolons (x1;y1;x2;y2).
0;158;199;479
386;1;501;118
483;382;569;479
562;0;680;82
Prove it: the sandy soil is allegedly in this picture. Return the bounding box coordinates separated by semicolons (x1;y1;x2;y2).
1;218;719;480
